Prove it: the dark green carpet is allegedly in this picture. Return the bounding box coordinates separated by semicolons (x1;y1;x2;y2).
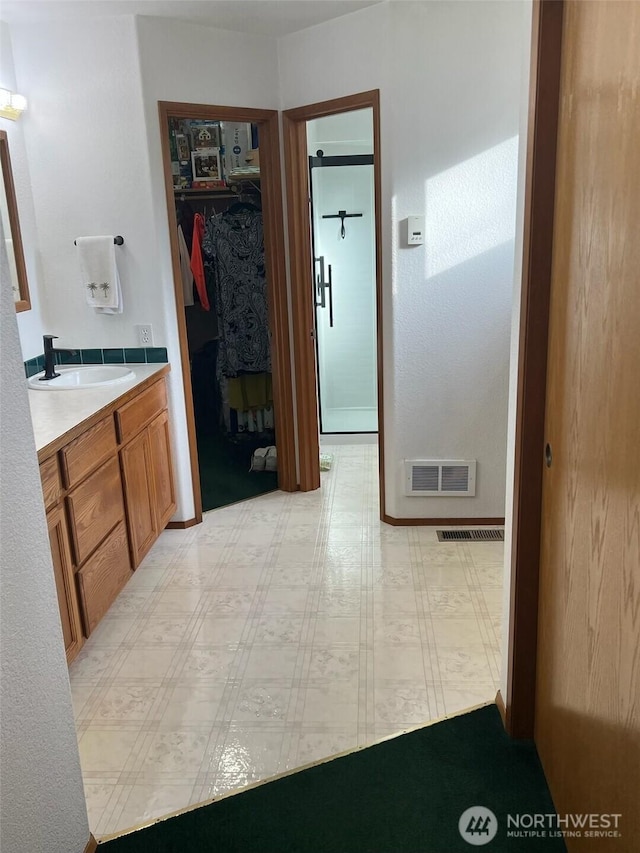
196;431;278;512
100;704;564;853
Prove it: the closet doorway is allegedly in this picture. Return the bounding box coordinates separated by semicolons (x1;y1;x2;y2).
284;92;384;508
159;102;296;522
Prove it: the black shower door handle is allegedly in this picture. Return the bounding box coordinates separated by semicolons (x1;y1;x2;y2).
315;255;326;308
327;263;334;328
314;255;334;327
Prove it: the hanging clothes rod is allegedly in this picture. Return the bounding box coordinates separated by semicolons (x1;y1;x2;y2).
74;236;124;245
177;192;243;202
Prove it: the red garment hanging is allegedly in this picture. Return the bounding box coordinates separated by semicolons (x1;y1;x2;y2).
190;213;210;311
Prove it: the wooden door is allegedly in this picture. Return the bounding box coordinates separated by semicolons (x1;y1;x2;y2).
120;430;156;567
536;2;640;849
47;504;83;663
148;411;177;532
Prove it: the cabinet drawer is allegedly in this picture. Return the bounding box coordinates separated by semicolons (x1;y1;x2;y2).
116;380;167;444
76;520;132;635
61;416;117;488
67;456;124;565
40;455;62;510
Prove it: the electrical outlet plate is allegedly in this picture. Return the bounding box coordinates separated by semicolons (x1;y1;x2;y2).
135;324;153;346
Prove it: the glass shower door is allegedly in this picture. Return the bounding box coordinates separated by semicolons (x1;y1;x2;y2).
310;157;377;433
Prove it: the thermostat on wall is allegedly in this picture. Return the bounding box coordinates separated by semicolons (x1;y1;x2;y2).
405;215;425;246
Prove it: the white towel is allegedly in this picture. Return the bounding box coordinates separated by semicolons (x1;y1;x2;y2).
76;236;123;314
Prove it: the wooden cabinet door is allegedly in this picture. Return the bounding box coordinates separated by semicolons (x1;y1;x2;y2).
66;455;125;565
536;2;640;847
120;429;156;567
148;411;177;532
47;503;83;664
76;520;132;635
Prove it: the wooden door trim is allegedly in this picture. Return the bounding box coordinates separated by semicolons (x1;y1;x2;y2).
283;90;385;514
505;0;564;738
165;518;199;530
0;130;31;312
157;101;297;525
282;111;320;492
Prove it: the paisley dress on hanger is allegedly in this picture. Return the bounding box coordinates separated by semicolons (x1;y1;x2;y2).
202;205;271;378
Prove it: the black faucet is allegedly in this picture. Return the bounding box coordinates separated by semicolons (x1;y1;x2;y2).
41;335;78;381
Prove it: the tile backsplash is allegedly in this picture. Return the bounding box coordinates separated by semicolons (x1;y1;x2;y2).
24;347;168;378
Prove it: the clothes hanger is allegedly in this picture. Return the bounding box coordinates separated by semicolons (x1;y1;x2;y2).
226;199;260;215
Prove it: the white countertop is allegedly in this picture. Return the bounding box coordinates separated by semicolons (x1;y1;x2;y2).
28;363;169;453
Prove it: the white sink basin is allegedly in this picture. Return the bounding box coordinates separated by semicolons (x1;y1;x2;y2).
29;365;135;390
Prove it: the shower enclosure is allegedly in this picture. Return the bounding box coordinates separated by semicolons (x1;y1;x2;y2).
309;152;378;434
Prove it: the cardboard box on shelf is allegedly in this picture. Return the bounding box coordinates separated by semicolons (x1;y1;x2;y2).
190;122;221;150
191;148;223;183
221;122;252;174
175;133;191;161
245;148;260;168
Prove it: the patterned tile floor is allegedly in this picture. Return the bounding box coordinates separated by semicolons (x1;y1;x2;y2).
69;444;503;837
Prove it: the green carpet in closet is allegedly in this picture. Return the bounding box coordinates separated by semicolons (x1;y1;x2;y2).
196;431;278;512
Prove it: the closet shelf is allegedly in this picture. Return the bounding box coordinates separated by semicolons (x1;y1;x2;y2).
174;177;261;199
176;190;243;201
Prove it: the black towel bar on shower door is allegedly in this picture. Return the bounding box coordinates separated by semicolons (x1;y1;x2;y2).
74;236;124;246
321;210;362;239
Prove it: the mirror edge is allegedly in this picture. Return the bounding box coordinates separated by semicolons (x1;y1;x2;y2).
0;129;31;313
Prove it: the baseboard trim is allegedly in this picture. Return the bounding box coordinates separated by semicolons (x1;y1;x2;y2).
166;518;199;530
84;834;98;853
495;690;507;729
382;515;505;527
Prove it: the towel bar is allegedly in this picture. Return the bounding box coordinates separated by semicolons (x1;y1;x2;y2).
74;236;124;246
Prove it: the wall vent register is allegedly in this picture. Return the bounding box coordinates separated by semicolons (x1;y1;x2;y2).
404;459;476;496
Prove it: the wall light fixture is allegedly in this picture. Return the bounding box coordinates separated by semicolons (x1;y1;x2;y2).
0;89;28;121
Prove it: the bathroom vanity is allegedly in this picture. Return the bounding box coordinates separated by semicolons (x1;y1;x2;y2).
30;365;176;664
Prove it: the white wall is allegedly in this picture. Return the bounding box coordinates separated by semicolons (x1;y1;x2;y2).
136;16;280;110
0;21;47;358
9;17;160;352
0;222;89;853
279;0;524;519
